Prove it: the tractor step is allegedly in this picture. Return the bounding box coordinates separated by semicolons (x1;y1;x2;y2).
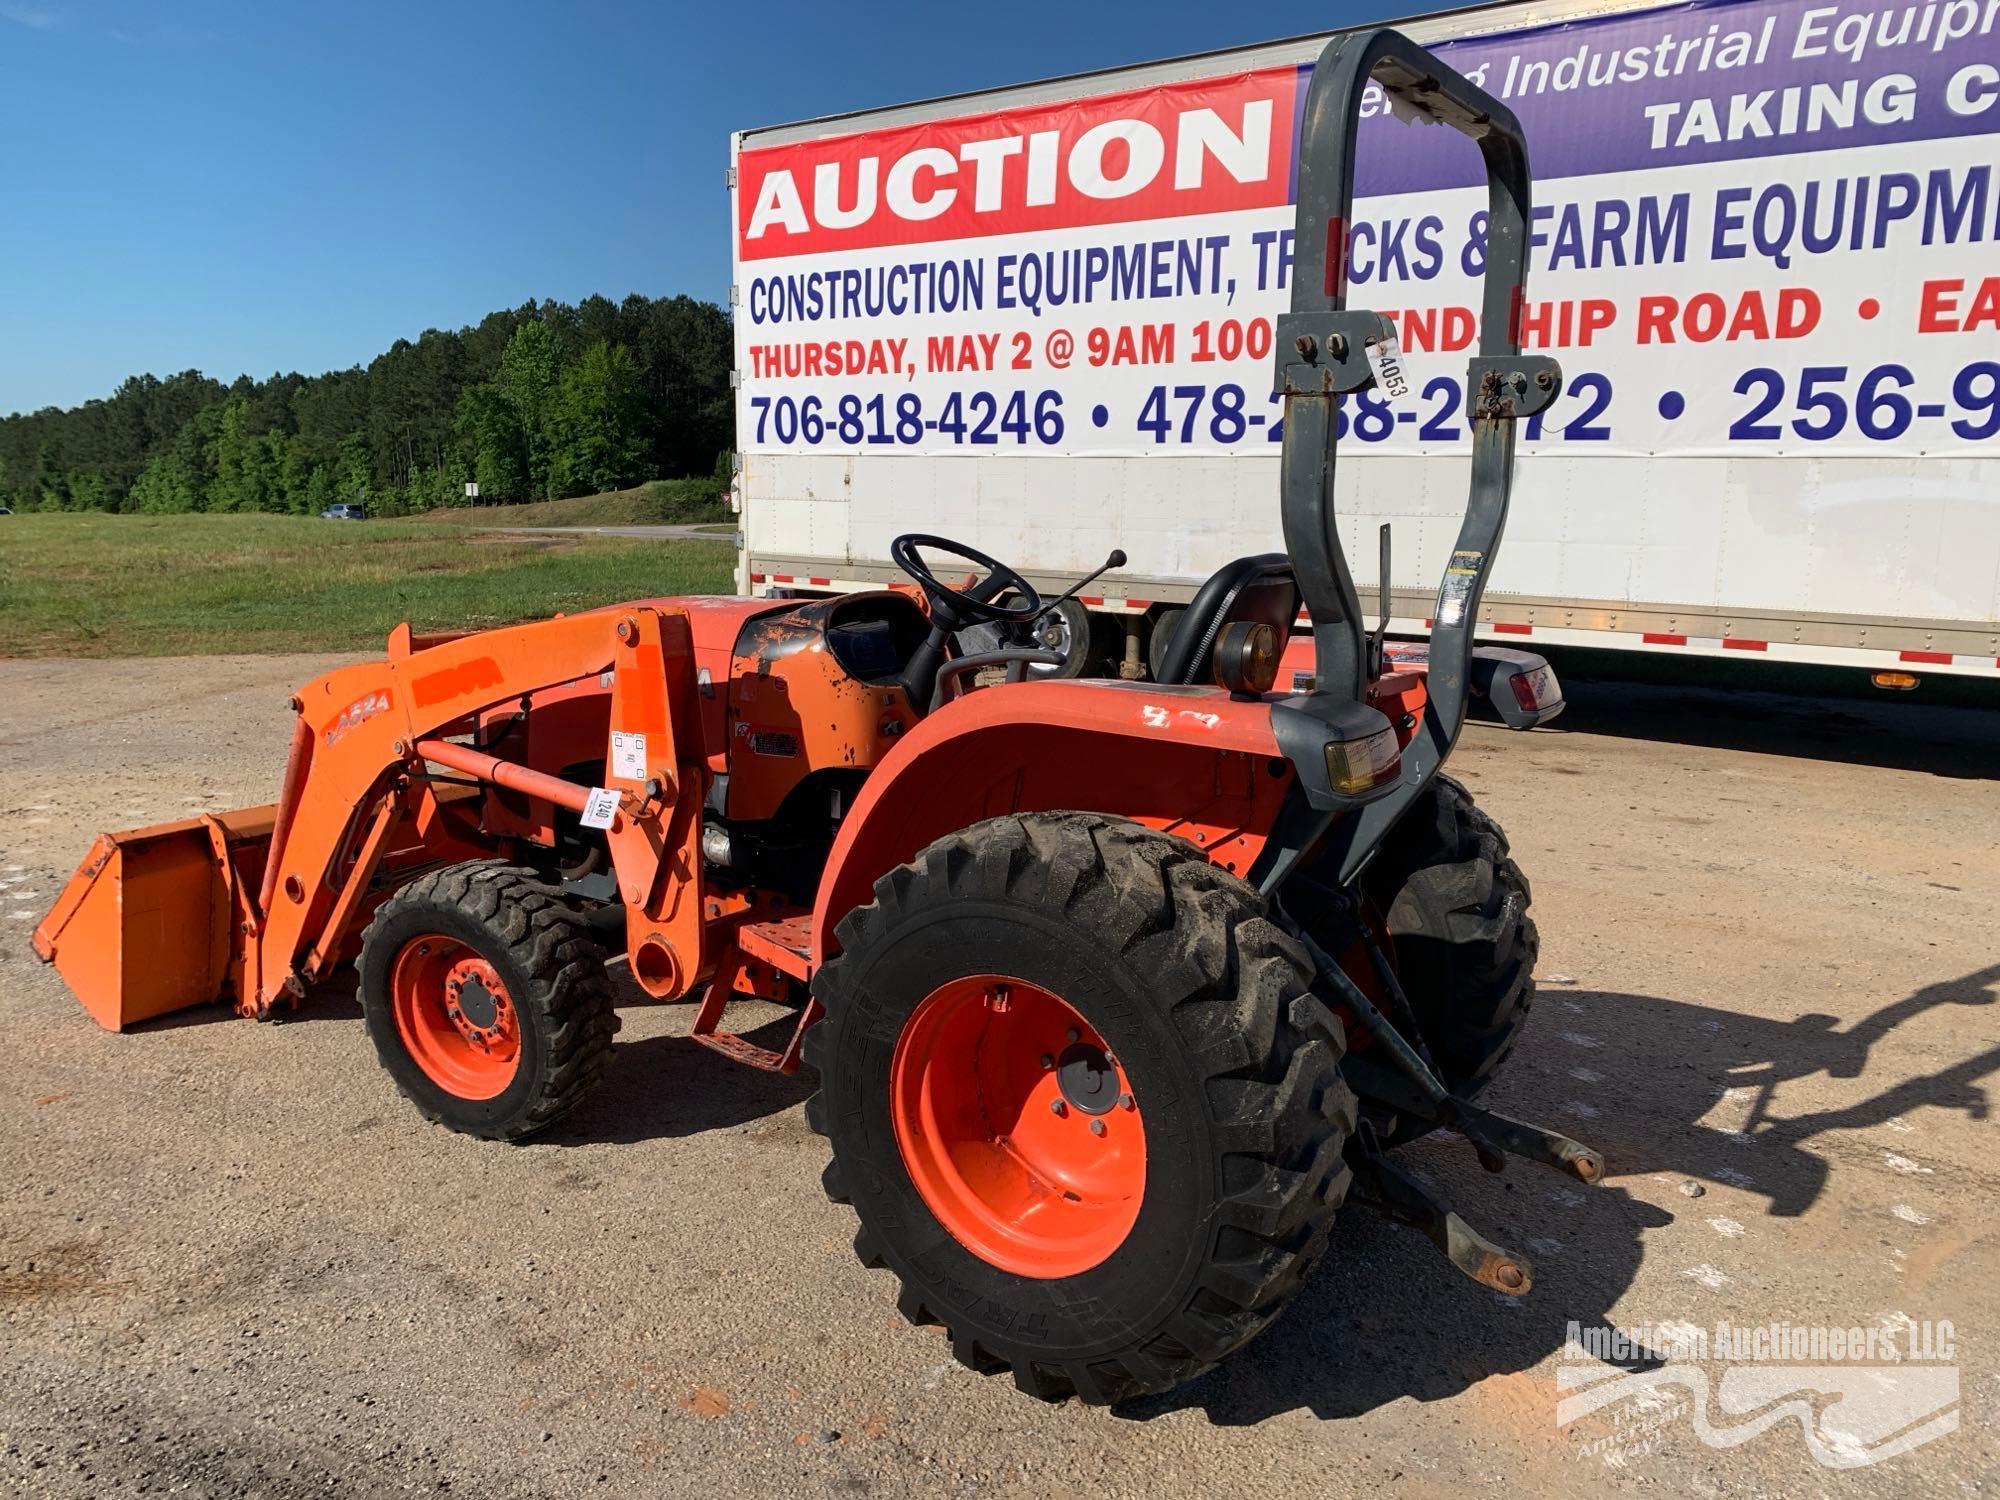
690;915;820;1073
734;914;814;980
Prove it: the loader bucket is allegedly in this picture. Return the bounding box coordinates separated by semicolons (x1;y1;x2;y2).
33;806;275;1031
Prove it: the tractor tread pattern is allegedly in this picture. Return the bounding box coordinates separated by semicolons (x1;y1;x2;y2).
359;860;617;1142
806;812;1357;1406
1363;774;1538;1130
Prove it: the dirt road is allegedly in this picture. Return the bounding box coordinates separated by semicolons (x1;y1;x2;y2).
2;654;1994;1498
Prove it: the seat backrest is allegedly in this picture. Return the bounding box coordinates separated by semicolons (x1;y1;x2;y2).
1154;554;1298;686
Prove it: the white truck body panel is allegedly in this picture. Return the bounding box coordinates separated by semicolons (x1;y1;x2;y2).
730;0;2000;677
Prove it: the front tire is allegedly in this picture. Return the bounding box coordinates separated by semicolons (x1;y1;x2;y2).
357;861;617;1141
806;813;1356;1404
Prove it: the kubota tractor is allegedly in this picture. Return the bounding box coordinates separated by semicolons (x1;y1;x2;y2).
35;30;1598;1403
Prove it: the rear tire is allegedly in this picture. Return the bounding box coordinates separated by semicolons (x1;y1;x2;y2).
807;812;1356;1404
1357;775;1538;1136
357;861;617;1141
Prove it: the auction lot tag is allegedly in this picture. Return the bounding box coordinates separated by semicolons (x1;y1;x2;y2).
1364;336;1410;402
580;787;621;830
610;730;646;780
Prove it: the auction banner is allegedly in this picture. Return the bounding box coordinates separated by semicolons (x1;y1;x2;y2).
734;0;2000;459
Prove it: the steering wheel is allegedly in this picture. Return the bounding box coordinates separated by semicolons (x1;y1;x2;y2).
890;533;1041;625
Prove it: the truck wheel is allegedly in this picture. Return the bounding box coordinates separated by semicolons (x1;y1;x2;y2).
1356;775;1538;1139
953;595;1099;678
357;861;617;1141
1033;596;1097;679
806;813;1357;1404
1145;607;1186;682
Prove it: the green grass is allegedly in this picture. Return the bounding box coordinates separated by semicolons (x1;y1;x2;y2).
416;479;733;530
0;513;735;657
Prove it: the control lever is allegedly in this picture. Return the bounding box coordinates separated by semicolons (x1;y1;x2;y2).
1030;549;1126;622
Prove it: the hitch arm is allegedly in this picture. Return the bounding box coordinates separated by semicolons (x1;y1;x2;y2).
1290;917;1605;1186
1351;1147;1533;1295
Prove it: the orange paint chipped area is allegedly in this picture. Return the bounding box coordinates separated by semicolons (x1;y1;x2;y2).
677;1387;731;1419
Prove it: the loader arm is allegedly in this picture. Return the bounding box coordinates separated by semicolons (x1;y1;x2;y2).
38;607;710;1029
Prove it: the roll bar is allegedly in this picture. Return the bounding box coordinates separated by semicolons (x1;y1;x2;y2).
1271;28;1563;886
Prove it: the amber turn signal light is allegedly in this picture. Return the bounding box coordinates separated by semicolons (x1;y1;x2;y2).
1324;724;1402;795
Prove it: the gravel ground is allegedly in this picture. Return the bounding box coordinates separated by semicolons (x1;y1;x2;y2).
1;653;1994;1499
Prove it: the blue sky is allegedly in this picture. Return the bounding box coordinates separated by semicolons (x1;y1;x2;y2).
0;0;1426;415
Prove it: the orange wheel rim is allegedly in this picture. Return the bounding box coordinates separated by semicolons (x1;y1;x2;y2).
389;934;521;1100
890;974;1145;1279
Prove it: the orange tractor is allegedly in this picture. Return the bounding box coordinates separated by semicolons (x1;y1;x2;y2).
35;30;1598;1403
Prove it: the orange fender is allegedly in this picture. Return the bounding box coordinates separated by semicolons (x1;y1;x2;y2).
810;680;1292;964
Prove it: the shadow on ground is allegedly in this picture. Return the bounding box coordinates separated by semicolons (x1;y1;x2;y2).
1122;962;1998;1426
546;1009;816;1145
1528;668;2000;778
128;892;1998;1430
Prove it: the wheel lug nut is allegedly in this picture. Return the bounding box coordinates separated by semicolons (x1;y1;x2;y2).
1065;1027;1080;1043
1049;1099;1067;1118
1039;1054;1054;1070
1119;1093;1135;1111
1089;1119;1107;1137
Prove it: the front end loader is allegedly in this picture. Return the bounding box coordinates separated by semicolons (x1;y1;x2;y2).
38;28;1598;1404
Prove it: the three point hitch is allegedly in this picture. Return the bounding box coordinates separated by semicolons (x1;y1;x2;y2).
1282;896;1605;1297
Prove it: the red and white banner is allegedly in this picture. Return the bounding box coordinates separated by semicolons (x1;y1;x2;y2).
738;70;1296;260
733;0;2000;460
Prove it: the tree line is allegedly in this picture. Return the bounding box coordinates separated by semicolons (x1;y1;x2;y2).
0;294;733;516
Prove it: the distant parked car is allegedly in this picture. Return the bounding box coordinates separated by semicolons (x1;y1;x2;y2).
0;505;12;515
320;503;366;521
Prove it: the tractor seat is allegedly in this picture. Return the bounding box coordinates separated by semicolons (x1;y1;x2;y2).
1151;554;1299;686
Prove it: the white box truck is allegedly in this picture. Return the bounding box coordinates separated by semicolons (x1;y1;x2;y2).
729;0;2000;685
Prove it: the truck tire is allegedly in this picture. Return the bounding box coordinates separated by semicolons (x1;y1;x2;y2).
1145;607;1186;682
806;812;1357;1404
357;861;617;1141
1356;775;1538;1137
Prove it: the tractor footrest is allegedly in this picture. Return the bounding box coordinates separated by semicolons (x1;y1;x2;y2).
689;915;819;1073
690;1013;818;1072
